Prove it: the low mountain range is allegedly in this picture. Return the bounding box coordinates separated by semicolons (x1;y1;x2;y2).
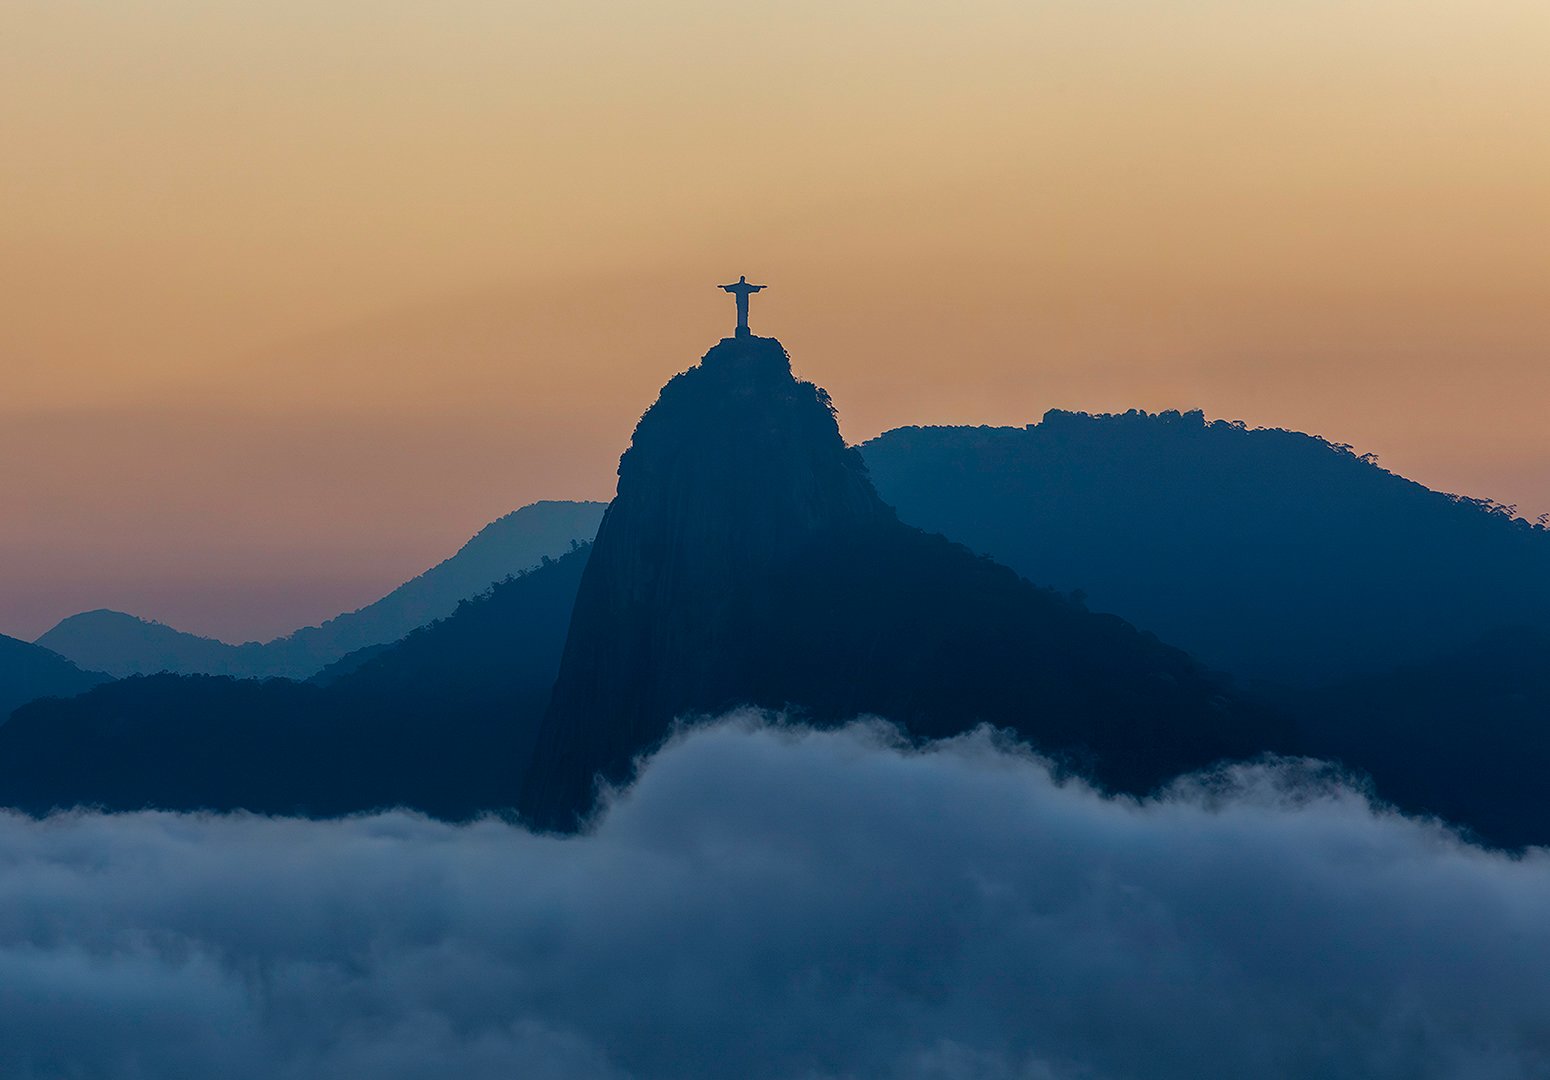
34;500;605;680
0;548;588;817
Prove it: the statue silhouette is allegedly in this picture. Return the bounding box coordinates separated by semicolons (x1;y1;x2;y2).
719;275;766;337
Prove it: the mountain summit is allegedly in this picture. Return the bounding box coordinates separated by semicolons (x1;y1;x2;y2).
522;335;1284;828
523;335;891;822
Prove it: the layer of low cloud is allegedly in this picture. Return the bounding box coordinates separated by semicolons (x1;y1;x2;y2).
3;716;1549;1079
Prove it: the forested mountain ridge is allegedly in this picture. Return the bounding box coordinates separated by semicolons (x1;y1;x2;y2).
862;409;1550;685
0;548;590;817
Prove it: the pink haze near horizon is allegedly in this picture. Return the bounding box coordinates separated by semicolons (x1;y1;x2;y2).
3;1;1547;641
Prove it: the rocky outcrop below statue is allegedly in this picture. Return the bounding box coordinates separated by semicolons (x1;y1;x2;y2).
521;336;1286;828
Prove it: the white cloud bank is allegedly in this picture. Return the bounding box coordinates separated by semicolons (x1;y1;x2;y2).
2;716;1549;1079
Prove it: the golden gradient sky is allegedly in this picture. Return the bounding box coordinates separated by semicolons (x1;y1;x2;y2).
3;0;1548;641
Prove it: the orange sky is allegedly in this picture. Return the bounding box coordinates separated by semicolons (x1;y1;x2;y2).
3;1;1548;642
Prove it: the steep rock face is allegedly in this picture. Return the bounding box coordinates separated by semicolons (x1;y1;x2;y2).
522;337;1283;828
524;337;891;821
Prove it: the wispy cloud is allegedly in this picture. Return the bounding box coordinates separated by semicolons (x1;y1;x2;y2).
2;716;1546;1079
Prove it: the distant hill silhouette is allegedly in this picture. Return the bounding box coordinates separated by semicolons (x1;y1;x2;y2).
522;338;1286;829
0;548;589;817
0;634;109;721
291;500;601;660
36;610;259;679
35;500;605;680
861;411;1550;685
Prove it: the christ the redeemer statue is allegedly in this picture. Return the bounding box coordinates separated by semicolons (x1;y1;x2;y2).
719;275;766;338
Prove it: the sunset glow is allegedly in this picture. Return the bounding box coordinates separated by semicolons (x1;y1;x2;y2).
4;0;1547;640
